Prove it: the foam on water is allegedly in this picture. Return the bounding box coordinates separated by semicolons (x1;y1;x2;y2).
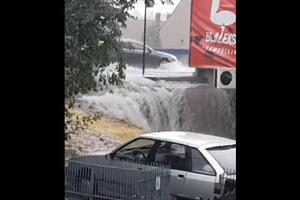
76;62;198;131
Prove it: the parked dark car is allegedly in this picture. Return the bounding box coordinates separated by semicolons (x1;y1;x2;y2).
120;38;178;68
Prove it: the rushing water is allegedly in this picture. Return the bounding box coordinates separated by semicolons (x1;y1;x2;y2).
75;61;236;139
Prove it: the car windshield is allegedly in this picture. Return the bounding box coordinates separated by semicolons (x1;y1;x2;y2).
113;138;155;161
207;145;236;173
121;41;130;50
130;42;144;51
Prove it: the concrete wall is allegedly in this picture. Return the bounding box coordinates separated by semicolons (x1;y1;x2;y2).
181;87;236;139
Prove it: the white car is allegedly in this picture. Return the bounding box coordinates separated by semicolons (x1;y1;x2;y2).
108;131;236;200
73;131;236;200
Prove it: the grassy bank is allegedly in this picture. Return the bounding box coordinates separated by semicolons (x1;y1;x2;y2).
67;107;145;143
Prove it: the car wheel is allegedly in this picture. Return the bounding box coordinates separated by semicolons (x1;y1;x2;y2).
160;58;169;65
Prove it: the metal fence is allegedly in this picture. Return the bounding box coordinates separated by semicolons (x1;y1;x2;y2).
65;159;171;200
218;168;236;200
219;192;235;200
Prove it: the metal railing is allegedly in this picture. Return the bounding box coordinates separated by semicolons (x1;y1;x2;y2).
65;158;171;200
218;168;236;200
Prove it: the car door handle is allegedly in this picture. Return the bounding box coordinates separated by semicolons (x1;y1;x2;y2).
177;174;184;178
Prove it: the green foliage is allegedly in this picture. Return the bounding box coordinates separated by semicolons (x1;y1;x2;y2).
65;0;136;140
65;0;138;99
64;106;102;140
65;0;172;140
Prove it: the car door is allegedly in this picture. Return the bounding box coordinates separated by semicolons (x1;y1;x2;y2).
181;147;217;200
144;47;160;68
152;141;189;199
128;42;159;68
127;41;143;67
121;41;135;66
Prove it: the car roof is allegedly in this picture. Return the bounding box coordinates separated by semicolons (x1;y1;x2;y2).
120;38;152;48
139;131;235;149
120;38;139;43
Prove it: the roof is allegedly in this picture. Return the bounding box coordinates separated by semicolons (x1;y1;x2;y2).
140;131;235;148
159;0;191;49
159;0;191;29
121;18;158;43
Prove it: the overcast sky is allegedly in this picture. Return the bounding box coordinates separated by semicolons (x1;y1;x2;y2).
129;0;181;20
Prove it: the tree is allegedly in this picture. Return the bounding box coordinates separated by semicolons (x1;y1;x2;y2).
65;0;137;98
65;0;172;140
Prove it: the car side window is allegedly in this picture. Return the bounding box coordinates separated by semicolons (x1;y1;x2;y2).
130;42;144;51
191;148;215;175
154;142;189;171
113;138;156;162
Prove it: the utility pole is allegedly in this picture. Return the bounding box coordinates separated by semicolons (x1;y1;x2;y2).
142;2;147;75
